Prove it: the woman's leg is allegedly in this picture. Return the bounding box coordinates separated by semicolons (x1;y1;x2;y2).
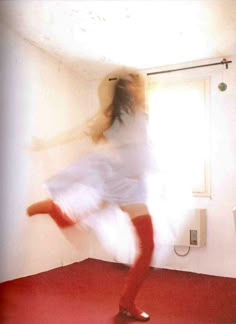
27;199;76;228
119;204;154;321
27;197;108;228
27;199;54;216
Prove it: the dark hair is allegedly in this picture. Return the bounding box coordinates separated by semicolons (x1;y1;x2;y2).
109;77;136;125
88;73;144;142
107;73;145;126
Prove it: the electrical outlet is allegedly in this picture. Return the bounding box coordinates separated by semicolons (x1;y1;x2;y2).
190;230;198;245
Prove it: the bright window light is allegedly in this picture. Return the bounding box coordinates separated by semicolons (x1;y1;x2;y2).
147;77;210;196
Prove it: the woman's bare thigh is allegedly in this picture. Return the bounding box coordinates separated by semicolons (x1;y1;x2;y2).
120;203;149;219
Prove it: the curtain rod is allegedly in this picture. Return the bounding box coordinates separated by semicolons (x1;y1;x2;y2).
147;59;232;76
108;59;232;81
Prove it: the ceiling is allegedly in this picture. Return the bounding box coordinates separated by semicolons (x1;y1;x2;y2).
1;0;236;80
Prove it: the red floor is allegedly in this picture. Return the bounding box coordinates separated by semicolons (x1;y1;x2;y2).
0;258;236;323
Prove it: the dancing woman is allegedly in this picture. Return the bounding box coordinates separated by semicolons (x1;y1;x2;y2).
27;72;155;321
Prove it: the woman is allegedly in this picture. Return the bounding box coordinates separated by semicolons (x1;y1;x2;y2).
27;72;155;321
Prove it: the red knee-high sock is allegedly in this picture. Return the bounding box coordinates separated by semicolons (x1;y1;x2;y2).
50;202;76;228
27;199;53;216
27;199;75;228
120;214;154;308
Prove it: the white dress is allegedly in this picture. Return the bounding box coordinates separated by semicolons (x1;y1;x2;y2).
43;110;194;263
45;110;157;222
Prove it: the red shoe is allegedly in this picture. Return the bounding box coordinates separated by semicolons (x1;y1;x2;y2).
119;303;150;321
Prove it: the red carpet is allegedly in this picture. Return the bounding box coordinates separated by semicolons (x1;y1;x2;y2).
0;258;235;323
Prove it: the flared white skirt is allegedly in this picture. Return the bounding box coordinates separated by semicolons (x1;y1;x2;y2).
44;143;155;222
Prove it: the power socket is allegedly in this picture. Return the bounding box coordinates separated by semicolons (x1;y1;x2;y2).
190;230;198;245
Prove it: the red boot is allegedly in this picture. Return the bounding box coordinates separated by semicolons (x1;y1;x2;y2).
119;214;154;321
27;199;75;228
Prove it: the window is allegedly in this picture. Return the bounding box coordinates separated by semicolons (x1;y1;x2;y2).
146;77;210;197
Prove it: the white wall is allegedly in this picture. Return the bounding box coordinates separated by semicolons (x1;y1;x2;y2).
0;24;95;283
87;58;236;278
1;22;235;281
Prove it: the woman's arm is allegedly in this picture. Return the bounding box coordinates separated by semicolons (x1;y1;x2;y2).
29;125;86;151
45;126;86;147
28;109;110;151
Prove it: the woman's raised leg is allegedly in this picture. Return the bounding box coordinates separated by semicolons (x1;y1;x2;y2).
27;199;76;228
